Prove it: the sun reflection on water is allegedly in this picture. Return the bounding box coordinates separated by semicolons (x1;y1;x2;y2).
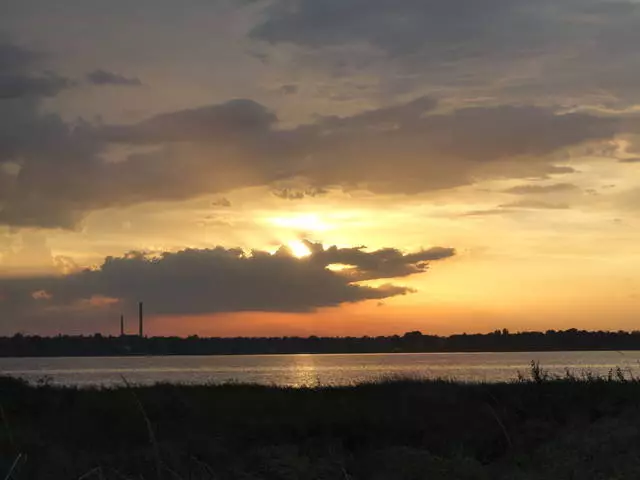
290;354;320;387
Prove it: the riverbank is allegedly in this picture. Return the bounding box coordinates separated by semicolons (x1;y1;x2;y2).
3;329;640;357
2;366;640;479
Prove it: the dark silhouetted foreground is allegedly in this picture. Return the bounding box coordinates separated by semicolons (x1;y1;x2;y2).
4;328;640;357
2;365;640;479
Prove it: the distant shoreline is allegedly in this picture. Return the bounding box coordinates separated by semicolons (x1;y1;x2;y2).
3;328;640;357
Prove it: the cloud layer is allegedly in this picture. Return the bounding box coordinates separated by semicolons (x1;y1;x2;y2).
0;92;629;229
252;0;640;104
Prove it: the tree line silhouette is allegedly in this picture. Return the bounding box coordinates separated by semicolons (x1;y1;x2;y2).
3;328;640;357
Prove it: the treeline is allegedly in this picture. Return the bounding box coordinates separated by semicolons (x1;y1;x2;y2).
3;328;640;357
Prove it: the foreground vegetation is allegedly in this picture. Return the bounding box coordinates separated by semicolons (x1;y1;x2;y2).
3;364;640;479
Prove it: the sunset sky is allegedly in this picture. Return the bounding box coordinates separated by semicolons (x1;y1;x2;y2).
1;0;640;336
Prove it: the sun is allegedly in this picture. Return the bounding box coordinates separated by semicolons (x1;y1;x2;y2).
288;240;312;258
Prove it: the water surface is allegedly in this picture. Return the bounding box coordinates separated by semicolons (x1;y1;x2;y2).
1;351;639;387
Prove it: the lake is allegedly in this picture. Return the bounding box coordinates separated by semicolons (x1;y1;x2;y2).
1;351;639;387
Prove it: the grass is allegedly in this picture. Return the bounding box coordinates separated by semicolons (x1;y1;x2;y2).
2;363;640;479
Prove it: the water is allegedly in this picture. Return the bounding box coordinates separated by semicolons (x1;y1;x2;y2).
1;351;639;387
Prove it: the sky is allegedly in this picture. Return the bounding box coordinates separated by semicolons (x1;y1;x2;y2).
1;0;640;337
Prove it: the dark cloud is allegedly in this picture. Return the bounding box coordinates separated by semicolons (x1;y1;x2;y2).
0;42;41;72
101;99;277;143
0;41;72;99
0;243;454;326
0;99;278;228
0;73;71;99
0;41;81;214
0;94;627;228
0;103;105;228
504;183;580;195
86;69;143;87
316;95;437;129
303;242;455;281
275;103;616;195
252;0;528;54
251;0;640;104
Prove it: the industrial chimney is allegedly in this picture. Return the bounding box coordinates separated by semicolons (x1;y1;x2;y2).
120;314;124;337
138;301;144;337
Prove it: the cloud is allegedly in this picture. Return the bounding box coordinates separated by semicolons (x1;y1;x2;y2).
211;197;232;207
272;187;328;200
0;243;454;328
251;0;640;104
619;157;640;163
462;199;571;216
101;96;616;168
0;94;627;228
0;98;278;229
0;73;72;99
86;69;143;87
0;41;71;99
0;42;41;72
273;102;617;195
461;209;509;217
0;101;105;228
101;98;277;143
504;183;580;195
279;84;298;95
304;242;456;281
252;0;529;53
499;200;570;210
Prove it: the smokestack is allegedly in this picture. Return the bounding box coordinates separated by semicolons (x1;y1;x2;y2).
138;301;144;337
120;314;124;336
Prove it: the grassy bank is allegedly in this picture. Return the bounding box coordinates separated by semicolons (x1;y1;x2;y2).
2;365;640;479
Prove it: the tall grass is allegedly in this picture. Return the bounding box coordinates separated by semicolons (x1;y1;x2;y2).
3;365;640;479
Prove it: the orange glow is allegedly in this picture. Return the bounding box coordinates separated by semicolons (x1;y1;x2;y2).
148;301;515;338
266;213;332;232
